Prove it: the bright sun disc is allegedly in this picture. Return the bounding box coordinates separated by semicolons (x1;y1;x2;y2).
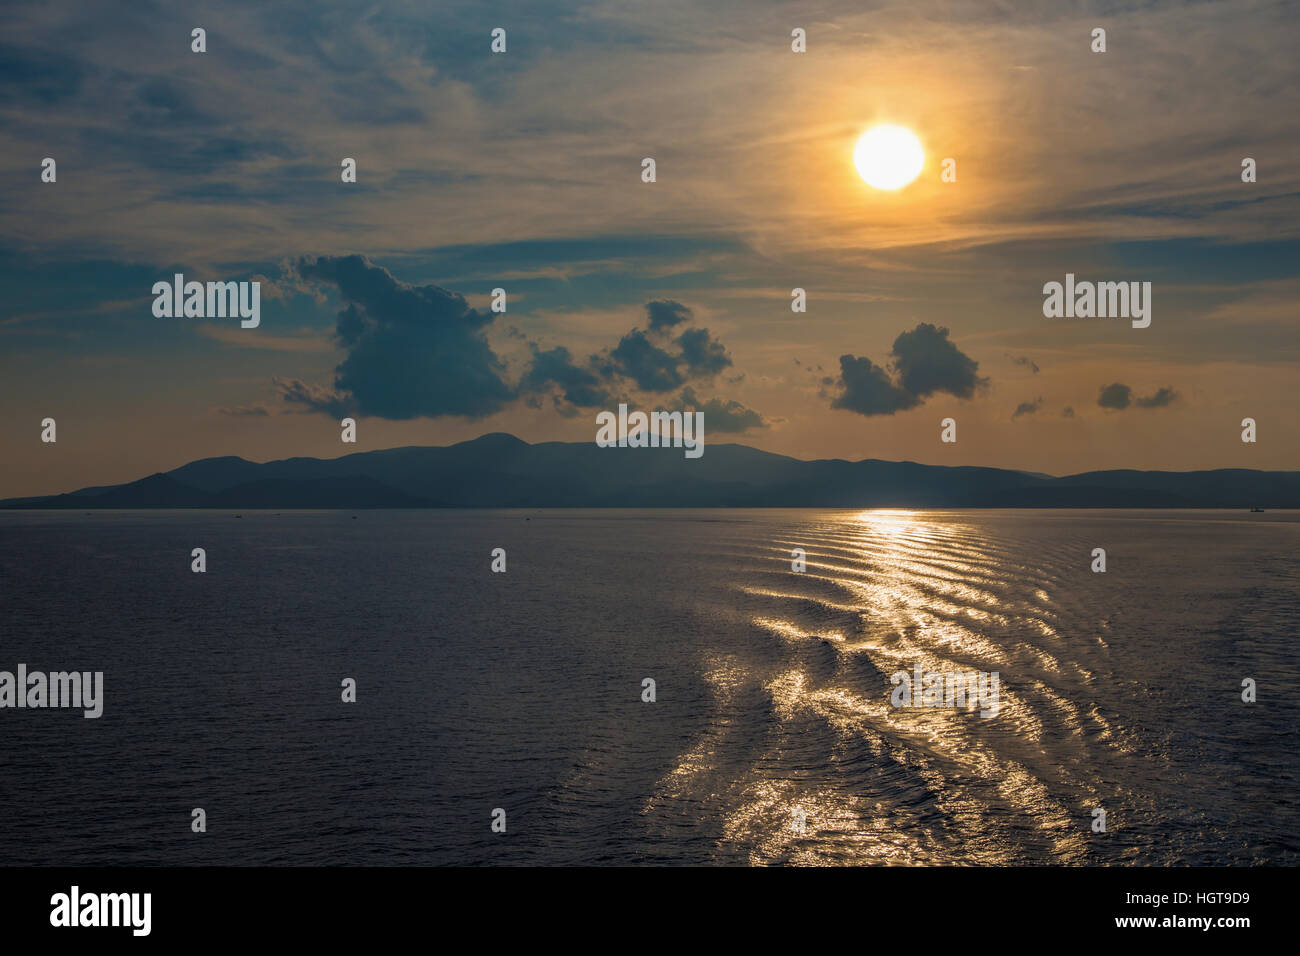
854;125;925;190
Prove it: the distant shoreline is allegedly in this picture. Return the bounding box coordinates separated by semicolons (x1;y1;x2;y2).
6;433;1298;510
2;506;1296;514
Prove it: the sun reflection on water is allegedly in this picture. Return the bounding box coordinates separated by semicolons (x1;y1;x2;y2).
647;509;1094;864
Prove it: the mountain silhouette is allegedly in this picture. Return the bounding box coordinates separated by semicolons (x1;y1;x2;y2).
4;432;1297;509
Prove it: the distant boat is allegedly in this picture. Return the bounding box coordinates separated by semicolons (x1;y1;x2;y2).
1251;507;1265;512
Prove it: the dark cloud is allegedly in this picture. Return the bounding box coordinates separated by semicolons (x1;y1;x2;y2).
646;299;692;332
76;120;300;177
590;306;733;394
281;274;740;421
128;78;212;129
606;328;686;392
676;327;732;377
1097;383;1133;410
831;323;986;417
892;323;988;400
1135;386;1178;408
1097;383;1178;411
679;386;767;433
0;42;85;105
831;354;919;416
1062;406;1076;418
517;344;612;409
1012;396;1044;420
1008;354;1040;374
291;255;515;419
272;376;357;418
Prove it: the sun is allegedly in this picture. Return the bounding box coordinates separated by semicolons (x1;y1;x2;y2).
853;125;925;190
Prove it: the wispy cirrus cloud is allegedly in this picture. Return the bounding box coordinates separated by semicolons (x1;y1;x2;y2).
3;0;1295;270
197;324;334;352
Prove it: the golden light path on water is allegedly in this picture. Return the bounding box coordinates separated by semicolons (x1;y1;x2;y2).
645;509;1127;865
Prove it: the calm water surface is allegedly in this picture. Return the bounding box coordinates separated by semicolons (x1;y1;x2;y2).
0;509;1296;865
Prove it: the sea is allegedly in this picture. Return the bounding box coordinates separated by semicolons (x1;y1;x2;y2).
0;508;1296;865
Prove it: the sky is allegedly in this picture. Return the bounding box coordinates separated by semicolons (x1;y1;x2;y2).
1;0;1297;497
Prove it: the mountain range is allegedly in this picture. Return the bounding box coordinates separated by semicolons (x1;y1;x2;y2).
4;433;1297;509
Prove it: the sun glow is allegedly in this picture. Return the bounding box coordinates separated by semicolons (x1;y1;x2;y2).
853;125;925;190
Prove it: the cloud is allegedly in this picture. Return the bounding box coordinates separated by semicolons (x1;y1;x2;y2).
1098;383;1179;411
605;328;686;392
1097;383;1133;410
4;0;1297;273
1007;354;1040;374
679;386;767;434
1062;406;1075;418
272;377;356;418
532;299;735;402
831;323;986;417
197;324;334;353
645;299;692;332
892;323;988;400
128;77;213;129
0;41;86;105
1135;386;1178;408
516;344;612;409
214;403;271;417
250;264;328;304
1012;396;1044;420
291;254;514;419
676;327;732;377
831;354;919;416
